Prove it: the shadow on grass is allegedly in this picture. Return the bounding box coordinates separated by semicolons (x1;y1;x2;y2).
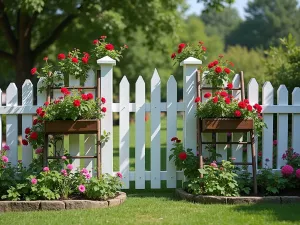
233;203;300;223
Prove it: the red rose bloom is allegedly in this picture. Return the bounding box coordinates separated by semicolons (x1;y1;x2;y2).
177;48;183;54
208;62;214;68
82;57;88;64
93;39;99;45
72;57;78;63
238;101;246;109
225;98;230;104
61;87;68;94
171;137;178;142
224;68;231;74
171;53;176;59
234;110;242;117
83;52;90;59
202;46;207;51
44;101;49;106
244;99;249;104
81;94;88;101
73;99;81;107
86;93;93;100
101;107;107;113
25;127;31;134
214;66;222;74
57;53;66;60
30;68;37;75
33;119;38;125
36;107;43;115
30;132;38;140
213;60;218;66
254;104;262;113
247;105;253;111
22;139;28;146
105;44;114;51
204;92;211;98
101;97;106;103
213;96;218;103
178;152;187;161
178;43;186;49
220;91;228;98
39;111;45;118
176;139;181;143
227;83;233;89
194;96;201;103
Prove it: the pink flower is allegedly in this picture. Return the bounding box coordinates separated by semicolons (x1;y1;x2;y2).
61;156;67;160
43;167;49;172
31;178;37;185
210;161;218;168
67;164;73;170
85;173;91;179
35;148;43;154
2;144;10;151
78;184;86;193
282;153;287;160
273;140;278;146
296;169;300;179
61;169;68;176
1;156;8;163
116;172;123;178
281;165;294;177
81;168;89;175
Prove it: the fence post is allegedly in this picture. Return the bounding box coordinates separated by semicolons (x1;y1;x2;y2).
180;57;202;154
97;56;116;175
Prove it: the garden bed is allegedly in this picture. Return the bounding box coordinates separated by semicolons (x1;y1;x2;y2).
175;189;300;204
0;192;126;212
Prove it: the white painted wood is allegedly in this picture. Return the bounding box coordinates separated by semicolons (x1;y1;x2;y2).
262;82;274;167
37;78;47;106
135;76;146;189
216;133;227;160
292;87;300;157
151;69;161;188
98;56;116;174
247;78;259;171
277;85;288;169
6;83;18;165
181;57;202;156
231;74;243;163
119;76;130;189
0;89;2;146
166;75;177;188
22;80;33;167
84;69;96;176
69;75;80;172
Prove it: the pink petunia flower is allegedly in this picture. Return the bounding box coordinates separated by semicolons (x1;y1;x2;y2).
281;165;294;177
116;172;123;178
31;178;37;185
43;167;50;172
81;168;89;175
67;164;73;170
1;156;8;163
78;184;86;193
61;169;68;176
85;173;91;179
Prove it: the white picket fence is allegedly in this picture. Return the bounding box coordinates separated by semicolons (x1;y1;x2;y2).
1;56;300;189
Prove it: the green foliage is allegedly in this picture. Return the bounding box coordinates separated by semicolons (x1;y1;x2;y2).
282;147;300;169
264;34;300;93
197;160;239;196
85;174;122;200
257;168;287;195
171;42;207;65
234;169;252;195
199;0;235;12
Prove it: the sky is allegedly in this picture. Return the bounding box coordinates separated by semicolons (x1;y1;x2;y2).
186;0;251;19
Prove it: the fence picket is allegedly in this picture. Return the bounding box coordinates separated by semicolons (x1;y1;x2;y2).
84;69;96;176
22;80;33;167
262;82;274;167
119;76;130;189
151;69;161;188
6;83;18;165
277;85;288;169
292;88;300;156
135;76;146;189
166;75;177;188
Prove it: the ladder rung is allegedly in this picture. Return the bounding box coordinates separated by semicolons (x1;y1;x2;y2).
201;141;252;144
47;156;97;159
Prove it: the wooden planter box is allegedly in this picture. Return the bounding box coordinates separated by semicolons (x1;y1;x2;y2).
44;120;99;134
200;118;254;132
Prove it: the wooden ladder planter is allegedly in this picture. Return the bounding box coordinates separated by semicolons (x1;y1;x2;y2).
200;118;254;132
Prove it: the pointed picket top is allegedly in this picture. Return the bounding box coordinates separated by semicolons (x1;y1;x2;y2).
248;78;259;87
136;75;145;85
151;69;161;84
22;79;33;105
180;57;202;66
167;75;177;85
6;83;18;106
277;85;288;105
97;56;116;65
120;75;129;85
262;81;274;105
292;87;300;105
248;78;259;103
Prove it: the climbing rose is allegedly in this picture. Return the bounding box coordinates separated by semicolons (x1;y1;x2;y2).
238;101;247;109
22;139;28;145
31;178;37;185
78;184;86;193
214;66;222;73
296;169;300;179
281;165;294;177
176;139;181;143
247;105;253;111
204;92;211;98
208;62;214;68
273;140;278;146
93;39;99;45
105;44;114;51
224;68;231;74
81;168;89;175
178;43;186;49
81;94;88;101
225;98;230;104
178;152;187;161
244;99;249;104
33;119;38;125
202;46;207;51
1;156;8;163
73;99;81;107
171;53;176;59
87;93;94;100
227;83;233;89
57;53;66;60
116;172;123;178
25;127;31;134
30;132;38;140
101;107;107;113
212;96;218;103
61;87;68;94
194;96;201;103
220;91;228;98
30;68;37;75
210;161;218;168
234;110;241;117
72;57;78;63
82;56;88;64
101;97;106;103
213;60;218;66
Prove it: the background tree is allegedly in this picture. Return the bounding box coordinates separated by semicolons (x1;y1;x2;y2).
226;0;300;49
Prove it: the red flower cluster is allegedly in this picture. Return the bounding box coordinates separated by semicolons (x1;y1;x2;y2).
194;96;201;103
57;53;66;60
73;99;81;107
61;87;70;96
81;93;94;101
31;68;37;75
207;59;232;75
36;107;45;118
105;44;114;51
177;43;186;54
178;152;187;161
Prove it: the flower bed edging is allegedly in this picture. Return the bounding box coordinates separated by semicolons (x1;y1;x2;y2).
0;192;126;212
175;189;300;204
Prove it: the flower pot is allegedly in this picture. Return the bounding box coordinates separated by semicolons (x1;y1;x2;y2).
200;118;254;132
44;120;99;134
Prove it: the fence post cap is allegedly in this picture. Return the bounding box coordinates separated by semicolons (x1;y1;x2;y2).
180;57;202;66
97;56;116;65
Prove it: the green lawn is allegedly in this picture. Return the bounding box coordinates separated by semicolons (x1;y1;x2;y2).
1;193;300;225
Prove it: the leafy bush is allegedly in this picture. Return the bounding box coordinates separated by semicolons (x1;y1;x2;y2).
257;168;287;195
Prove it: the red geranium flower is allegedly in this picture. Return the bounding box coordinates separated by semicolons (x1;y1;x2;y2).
25;127;31;134
238;101;246;109
208;62;214;69
225;98;230;104
101;97;106;103
227;83;233;89
30;132;38;140
30;68;37;75
171;53;176;59
214;66;222;74
73;99;81;107
234;110;242;117
57;53;66;60
220;91;228;98
101;107;107;113
178;152;187;161
72;57;78;63
224;68;231;74
247;105;253;111
82;57;88;64
87;93;94;100
171;137;178;142
22;139;28;146
105;44;114;51
178;43;186;49
194;96;201;103
81;94;88;101
93;39;99;45
202;46;207;51
204;92;211;98
213;96;218;103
